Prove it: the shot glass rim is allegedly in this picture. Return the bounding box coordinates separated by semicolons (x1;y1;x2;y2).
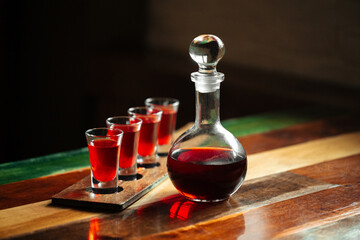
106;116;143;127
128;106;163;117
85;127;123;138
145;97;180;107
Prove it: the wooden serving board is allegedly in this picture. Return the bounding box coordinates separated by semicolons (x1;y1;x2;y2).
52;157;168;211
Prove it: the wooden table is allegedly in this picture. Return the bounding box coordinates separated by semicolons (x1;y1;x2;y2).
0;107;359;239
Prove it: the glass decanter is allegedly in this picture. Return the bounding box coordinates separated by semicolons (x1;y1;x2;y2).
167;34;247;202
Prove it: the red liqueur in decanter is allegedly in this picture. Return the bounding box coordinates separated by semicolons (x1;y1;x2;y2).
167;34;247;202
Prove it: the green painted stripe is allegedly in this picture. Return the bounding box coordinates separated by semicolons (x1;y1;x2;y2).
0;106;344;185
0;148;90;185
222;106;342;137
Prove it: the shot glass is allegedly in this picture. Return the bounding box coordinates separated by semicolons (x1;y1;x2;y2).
85;127;123;194
106;116;142;181
128;106;162;166
145;98;179;156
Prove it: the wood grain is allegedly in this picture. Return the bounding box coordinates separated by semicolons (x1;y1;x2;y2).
278;214;360;240
247;131;360;180
1;116;358;210
0;200;98;239
1;131;359;239
239;115;360;154
0;148;90;185
0;169;90;210
291;154;360;185
5;169;337;239
130;131;360;207
141;185;360;240
221;106;342;138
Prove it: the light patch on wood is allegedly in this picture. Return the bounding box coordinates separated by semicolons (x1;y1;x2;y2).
274;202;360;239
0;200;98;238
247;131;360;180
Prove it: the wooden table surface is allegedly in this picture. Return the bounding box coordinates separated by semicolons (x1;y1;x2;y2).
0;107;359;239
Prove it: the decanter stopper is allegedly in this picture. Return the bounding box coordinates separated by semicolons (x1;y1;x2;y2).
189;34;225;93
189;34;225;74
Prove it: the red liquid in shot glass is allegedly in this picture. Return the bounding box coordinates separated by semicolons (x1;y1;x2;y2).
158;110;177;145
88;139;119;182
138;119;159;156
108;126;139;168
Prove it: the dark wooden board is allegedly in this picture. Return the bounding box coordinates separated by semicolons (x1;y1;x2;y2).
51;157;168;211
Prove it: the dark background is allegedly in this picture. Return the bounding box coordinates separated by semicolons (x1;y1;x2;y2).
1;0;359;163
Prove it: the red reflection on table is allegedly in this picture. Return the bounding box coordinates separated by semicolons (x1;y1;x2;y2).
88;218;99;240
169;200;196;220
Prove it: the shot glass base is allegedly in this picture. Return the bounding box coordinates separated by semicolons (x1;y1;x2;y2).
137;162;161;168
91;187;120;194
91;175;119;194
118;165;137;181
157;144;171;157
119;173;143;181
137;154;158;168
118;174;137;181
157;152;169;157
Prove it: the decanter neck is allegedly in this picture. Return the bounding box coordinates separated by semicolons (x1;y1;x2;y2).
195;89;220;126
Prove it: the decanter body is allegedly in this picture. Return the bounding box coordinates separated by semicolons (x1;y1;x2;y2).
167;34;247;202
